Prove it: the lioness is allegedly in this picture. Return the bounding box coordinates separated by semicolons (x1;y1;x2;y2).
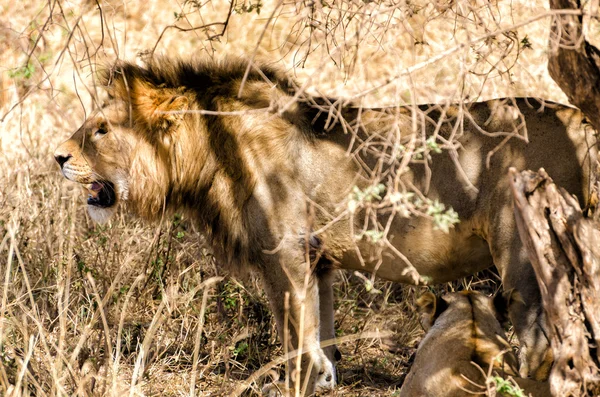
54;57;596;395
400;291;550;397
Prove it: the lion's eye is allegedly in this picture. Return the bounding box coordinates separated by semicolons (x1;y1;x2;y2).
95;125;108;136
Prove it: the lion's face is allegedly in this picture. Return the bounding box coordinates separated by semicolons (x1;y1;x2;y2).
55;72;189;223
54;103;133;223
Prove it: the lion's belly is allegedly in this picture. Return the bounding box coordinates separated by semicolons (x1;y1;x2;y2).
335;217;493;285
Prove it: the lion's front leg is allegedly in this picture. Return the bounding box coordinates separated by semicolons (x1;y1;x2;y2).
259;250;336;396
318;271;340;367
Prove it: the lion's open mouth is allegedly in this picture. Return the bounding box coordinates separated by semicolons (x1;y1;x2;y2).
86;181;116;208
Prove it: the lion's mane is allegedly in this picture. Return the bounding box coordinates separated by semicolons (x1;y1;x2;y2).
102;57;331;268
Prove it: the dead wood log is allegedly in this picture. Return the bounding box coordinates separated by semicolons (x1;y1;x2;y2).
509;167;600;397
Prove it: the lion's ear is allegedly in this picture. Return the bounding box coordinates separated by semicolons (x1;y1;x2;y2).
103;62;188;139
150;95;188;131
416;292;448;330
493;289;524;327
131;81;189;132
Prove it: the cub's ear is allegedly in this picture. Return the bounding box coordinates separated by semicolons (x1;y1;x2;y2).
416;292;448;331
492;289;524;327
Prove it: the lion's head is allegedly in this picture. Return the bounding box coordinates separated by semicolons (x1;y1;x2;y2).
54;57;295;224
53;86;185;223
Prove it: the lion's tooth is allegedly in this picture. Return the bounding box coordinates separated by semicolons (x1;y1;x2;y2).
85;184;99;199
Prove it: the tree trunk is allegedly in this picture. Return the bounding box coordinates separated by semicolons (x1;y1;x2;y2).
547;0;600;133
509;168;600;396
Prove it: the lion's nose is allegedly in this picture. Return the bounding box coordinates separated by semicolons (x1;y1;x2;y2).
54;153;72;168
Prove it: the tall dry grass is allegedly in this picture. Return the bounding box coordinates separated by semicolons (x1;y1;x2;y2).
0;0;576;395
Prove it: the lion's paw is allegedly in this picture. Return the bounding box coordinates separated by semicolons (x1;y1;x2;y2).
261;355;336;396
314;356;336;392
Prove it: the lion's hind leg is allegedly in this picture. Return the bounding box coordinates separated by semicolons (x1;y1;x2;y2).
488;206;553;381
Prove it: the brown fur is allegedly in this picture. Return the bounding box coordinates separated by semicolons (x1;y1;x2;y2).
55;56;596;395
401;291;550;397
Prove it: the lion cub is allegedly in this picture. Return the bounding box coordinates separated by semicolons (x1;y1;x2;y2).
400;291;550;397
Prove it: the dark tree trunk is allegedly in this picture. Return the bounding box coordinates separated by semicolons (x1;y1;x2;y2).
548;0;600;132
510;168;600;396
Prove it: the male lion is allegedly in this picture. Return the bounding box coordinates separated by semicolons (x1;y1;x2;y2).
54;57;596;395
400;291;550;397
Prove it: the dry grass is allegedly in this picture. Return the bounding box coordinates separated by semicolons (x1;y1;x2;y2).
0;0;574;395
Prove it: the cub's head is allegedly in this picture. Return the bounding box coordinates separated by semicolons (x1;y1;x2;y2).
416;290;521;373
417;290;514;332
54;62;189;223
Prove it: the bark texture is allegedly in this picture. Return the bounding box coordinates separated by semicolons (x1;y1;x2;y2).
510;168;600;397
548;0;600;132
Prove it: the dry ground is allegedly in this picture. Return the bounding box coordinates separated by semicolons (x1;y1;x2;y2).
0;0;579;395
